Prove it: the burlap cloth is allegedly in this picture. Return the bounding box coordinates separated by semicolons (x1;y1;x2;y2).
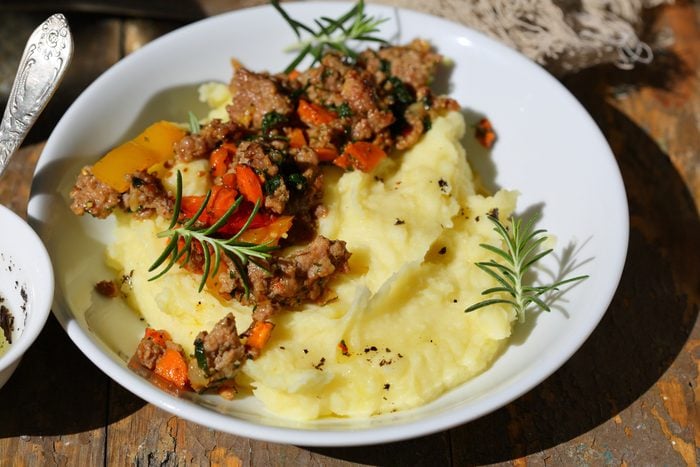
389;0;672;75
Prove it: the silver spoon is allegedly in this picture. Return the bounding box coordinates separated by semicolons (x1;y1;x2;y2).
0;14;73;178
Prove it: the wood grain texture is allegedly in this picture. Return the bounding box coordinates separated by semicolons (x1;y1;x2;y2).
0;1;697;465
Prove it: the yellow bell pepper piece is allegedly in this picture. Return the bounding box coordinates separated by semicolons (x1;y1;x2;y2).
92;121;185;192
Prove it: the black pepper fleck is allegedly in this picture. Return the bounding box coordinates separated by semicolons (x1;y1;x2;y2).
314;357;326;370
438;247;447;255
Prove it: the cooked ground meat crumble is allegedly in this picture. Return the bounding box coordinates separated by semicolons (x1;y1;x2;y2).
70;39;458;396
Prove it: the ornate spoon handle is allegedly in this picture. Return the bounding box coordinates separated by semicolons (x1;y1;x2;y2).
0;14;73;177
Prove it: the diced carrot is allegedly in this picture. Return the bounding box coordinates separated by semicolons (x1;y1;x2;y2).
209;147;230;178
208;185;238;220
235;165;263;204
221;142;238;154
181;195;211;224
246;321;274;351
154;348;189;389
238;215;293;245
332;152;352;170
475;118;497;149
221;172;237;189
287;69;300;80
340;141;387;172
314;146;339;162
181;185;280;236
298;99;337;126
145;328;170;347
288;128;307;149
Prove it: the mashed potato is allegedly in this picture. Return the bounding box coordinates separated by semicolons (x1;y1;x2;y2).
106;86;518;420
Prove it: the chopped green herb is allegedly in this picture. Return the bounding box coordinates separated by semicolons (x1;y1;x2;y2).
261;111;288;136
188;111;200;134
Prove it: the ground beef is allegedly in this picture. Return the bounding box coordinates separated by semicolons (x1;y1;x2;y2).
135;335;165;371
376;39;442;91
234;141;279;175
301;53;351;105
209;235;349;322
283;165;324;242
120;171;173;219
95;280;119;298
174;119;243;162
227;65;292;129
195;313;245;380
70;166;121;218
264;182;290;214
259;236;350;317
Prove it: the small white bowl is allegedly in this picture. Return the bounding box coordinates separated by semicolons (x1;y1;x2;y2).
0;204;54;388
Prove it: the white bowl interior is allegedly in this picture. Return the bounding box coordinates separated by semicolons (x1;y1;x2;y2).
0;204;54;381
28;2;628;446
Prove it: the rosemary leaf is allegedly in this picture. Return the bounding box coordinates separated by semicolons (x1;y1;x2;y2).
466;214;588;323
148;170;277;297
273;0;389;73
188;111;200;134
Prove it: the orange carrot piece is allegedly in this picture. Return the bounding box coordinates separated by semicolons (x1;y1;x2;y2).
298;99;337;126
145;328;170;347
287;69;300;80
154;348;189;389
209;147;230;177
246;321;274;350
235;165;263;204
221;142;237;154
314;146;339;162
341;141;387;172
475;118;497;149
208;185;238;220
332;152;351;170
181;195;209;223
221;172;237;189
288;128;307;149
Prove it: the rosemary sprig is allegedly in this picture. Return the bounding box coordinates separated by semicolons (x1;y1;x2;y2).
271;0;389;73
148;171;276;294
188;111;200;134
465;214;588;323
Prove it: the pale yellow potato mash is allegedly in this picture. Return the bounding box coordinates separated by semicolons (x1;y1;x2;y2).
106;85;518;420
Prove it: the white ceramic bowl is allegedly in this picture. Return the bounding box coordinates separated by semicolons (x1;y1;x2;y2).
28;2;628;446
0;204;54;388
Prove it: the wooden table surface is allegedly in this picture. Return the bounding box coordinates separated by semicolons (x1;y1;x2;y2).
1;1;698;465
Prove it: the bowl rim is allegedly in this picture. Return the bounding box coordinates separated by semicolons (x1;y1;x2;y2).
0;204;54;370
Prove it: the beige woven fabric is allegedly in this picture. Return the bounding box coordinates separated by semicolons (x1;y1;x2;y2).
388;0;672;74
